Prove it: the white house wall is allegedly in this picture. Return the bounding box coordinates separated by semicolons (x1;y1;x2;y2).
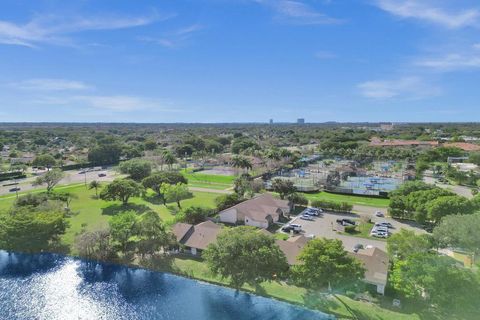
244;217;268;229
219;208;238;224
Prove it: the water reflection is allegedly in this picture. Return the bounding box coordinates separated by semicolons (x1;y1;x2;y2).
0;251;332;320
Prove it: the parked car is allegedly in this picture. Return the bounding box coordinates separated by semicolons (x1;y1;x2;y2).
371;231;389;238
98;173;107;177
300;215;314;221
375;211;384;217
282;224;302;233
336;218;356;226
353;244;364;253
372;226;389;233
9;187;20;192
375;222;393;229
303;209;320;216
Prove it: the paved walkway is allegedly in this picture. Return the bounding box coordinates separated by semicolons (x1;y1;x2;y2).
188;187;232;194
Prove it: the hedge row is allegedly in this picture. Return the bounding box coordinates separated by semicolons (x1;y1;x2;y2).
310;200;353;212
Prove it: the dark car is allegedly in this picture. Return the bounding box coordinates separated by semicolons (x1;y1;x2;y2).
98;173;107;177
9;187;20;192
353;244;364;253
336;218;356;226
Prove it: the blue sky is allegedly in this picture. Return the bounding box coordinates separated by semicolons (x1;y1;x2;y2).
0;0;479;123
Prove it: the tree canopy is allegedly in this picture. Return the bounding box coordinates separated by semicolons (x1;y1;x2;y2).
0;205;68;253
100;179;144;205
292;238;365;290
119;159;152;181
433;213;480;254
34;169;64;193
203;226;289;288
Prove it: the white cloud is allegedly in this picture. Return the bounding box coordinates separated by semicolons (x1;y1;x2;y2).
32;94;174;112
416;53;480;71
139;24;203;48
415;43;480;71
11;78;91;91
374;0;480;29
73;95;160;112
255;0;341;25
357;77;440;99
315;50;336;59
0;12;163;48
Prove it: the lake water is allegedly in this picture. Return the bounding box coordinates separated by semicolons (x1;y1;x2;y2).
0;251;333;320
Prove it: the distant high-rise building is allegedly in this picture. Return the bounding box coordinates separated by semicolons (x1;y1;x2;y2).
269;119;273;124
297;118;305;124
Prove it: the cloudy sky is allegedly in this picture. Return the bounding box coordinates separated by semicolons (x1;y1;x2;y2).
0;0;479;122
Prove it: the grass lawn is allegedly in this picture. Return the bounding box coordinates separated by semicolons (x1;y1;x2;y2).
141;256;422;320
0;184;219;252
305;191;390;208
181;170;236;186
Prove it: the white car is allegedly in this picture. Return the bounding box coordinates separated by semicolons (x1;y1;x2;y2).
300;215;314;221
372;232;389;238
375;211;384;217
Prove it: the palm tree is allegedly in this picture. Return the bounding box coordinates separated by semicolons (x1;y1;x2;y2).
163;151;177;171
265;149;281;170
232;156;252;175
89;180;101;198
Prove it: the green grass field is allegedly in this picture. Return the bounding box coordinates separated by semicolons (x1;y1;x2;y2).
0;184;219;251
305;191;390;207
183;170;235;190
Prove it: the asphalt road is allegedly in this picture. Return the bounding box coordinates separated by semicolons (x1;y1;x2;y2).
423;176;474;199
0;168;122;196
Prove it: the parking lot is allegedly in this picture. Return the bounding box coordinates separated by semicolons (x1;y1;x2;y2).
282;209;426;253
286;211;387;252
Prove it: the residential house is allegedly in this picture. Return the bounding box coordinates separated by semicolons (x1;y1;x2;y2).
349;247;389;295
172;220;222;256
275;235;310;265
218;193;290;229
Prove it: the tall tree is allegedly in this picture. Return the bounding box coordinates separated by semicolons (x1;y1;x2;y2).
136;211;171;257
100;179;144;205
119;159;152;181
271;178;296;200
32;154;56;169
142;171;188;205
292;238;365;290
109;211;138;255
204;226;289;288
391;253;480;315
176;206;212;224
160;183;191;209
0;206;68;253
387;229;433;260
34;169;64;193
433;213;480;255
89;180;101;197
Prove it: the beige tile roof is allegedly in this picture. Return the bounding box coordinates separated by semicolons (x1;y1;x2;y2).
172;223;193;242
350;247;389;286
182;221;222;250
221;193;290;223
275;235;309;265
